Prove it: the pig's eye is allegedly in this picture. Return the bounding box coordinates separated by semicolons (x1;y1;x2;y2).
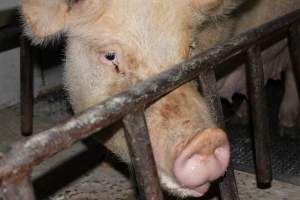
100;51;124;75
99;51;119;66
104;52;117;62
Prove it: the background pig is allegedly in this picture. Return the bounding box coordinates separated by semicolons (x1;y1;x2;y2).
192;0;300;135
21;0;300;198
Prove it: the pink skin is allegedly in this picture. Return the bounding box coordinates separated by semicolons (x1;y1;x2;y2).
21;0;232;197
174;128;230;196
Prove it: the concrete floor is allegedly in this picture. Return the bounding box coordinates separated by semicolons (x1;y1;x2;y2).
0;92;299;200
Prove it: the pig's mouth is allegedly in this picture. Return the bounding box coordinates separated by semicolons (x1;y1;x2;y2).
160;128;230;197
159;170;210;197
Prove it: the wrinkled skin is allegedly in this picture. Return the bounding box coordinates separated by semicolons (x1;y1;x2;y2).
21;0;300;197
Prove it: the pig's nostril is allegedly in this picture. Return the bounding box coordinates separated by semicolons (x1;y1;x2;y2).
173;128;230;190
214;144;230;173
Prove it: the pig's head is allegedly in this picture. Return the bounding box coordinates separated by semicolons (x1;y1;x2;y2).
21;0;236;197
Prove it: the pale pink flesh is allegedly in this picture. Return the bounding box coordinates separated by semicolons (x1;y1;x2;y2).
174;128;230;196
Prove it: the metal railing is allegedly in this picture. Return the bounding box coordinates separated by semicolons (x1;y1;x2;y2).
1;8;300;200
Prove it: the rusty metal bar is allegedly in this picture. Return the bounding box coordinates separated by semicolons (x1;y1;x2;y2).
219;167;239;200
198;68;225;127
288;21;300;100
1;176;35;200
246;45;272;189
20;36;34;137
123;109;164;200
198;68;239;200
0;8;300;197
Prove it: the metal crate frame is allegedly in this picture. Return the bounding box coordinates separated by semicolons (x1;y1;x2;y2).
1;8;300;200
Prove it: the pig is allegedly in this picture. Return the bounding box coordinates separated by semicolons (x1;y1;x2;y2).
21;0;235;197
192;0;300;135
21;0;300;197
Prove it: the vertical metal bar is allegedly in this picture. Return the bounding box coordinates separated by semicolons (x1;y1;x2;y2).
288;22;300;100
198;68;239;200
198;68;225;127
1;176;35;200
20;36;34;136
246;45;272;189
123;108;164;200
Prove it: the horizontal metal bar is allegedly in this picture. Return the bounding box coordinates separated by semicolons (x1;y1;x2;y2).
123;109;164;200
1;8;300;184
1;176;35;200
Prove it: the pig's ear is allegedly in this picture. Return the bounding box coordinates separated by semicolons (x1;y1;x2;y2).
191;0;245;16
21;0;104;44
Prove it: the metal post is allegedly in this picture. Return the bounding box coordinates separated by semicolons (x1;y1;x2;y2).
246;45;272;189
123;109;164;200
198;68;239;200
288;22;300;100
20;36;34;136
1;176;35;200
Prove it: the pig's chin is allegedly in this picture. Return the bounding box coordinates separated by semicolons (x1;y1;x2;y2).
158;170;210;197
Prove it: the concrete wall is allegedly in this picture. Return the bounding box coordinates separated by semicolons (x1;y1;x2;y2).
0;1;63;109
0;0;19;11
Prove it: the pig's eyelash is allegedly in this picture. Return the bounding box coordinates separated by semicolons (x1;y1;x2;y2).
104;52;117;62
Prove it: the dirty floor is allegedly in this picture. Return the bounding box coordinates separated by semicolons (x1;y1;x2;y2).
0;90;299;200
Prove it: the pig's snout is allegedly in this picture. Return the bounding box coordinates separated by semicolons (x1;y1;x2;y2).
173;128;230;196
